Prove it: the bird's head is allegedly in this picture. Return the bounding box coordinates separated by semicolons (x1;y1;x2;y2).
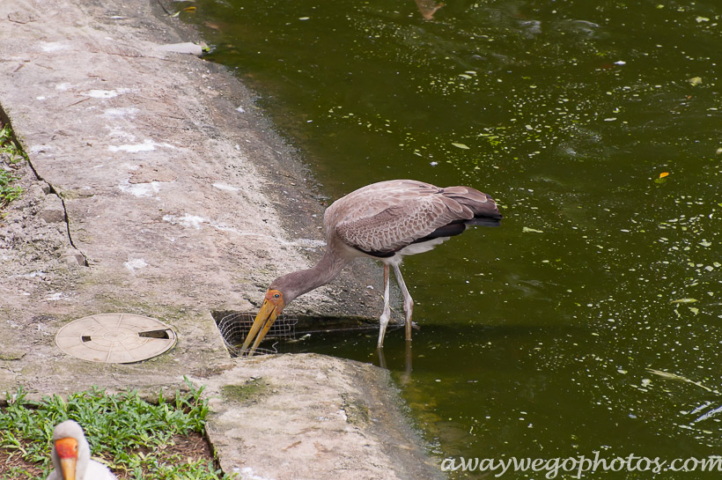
54;436;79;480
260;288;287;318
240;268;324;355
238;288;286;356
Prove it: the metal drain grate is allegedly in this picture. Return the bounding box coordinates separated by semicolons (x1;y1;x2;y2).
217;311;298;356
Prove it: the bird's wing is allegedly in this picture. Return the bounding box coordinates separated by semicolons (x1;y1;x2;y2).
439;186;501;219
334;192;474;254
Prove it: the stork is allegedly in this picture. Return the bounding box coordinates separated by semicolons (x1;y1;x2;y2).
240;179;501;355
47;420;116;480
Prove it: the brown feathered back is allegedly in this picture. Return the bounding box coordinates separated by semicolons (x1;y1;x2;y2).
325;180;501;256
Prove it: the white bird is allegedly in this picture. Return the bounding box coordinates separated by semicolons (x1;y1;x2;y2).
240;179;502;355
47;420;116;480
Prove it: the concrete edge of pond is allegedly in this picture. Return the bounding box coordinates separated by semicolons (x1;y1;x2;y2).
192;353;444;480
0;0;437;479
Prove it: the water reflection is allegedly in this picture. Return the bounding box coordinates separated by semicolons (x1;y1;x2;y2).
377;340;413;385
413;0;445;21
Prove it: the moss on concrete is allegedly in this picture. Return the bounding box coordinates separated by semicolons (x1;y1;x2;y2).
221;377;271;405
341;392;370;426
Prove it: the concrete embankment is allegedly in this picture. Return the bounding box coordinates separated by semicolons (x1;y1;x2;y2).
0;0;440;478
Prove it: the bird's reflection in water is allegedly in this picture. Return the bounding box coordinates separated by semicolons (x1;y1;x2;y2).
414;0;445;20
377;341;414;385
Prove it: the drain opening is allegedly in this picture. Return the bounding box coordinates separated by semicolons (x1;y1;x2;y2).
215;311;298;356
212;311;396;357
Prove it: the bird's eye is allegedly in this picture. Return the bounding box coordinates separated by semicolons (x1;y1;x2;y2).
274;294;280;298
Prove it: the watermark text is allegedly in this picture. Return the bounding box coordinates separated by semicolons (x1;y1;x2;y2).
440;453;722;478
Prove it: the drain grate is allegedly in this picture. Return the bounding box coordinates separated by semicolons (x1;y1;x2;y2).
55;313;177;363
216;311;298;356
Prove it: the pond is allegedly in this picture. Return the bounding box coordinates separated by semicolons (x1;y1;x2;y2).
182;0;722;477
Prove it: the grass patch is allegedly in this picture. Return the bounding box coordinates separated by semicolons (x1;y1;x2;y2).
0;122;25;210
0;379;235;480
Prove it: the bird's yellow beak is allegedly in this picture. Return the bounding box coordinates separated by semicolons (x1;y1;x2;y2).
55;437;78;480
240;290;285;356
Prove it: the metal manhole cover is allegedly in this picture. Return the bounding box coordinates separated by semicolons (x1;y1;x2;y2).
55;313;177;364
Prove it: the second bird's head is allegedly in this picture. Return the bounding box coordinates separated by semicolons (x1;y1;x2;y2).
54;436;79;480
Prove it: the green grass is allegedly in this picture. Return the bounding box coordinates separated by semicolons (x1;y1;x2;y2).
0;379;236;480
0;123;25;209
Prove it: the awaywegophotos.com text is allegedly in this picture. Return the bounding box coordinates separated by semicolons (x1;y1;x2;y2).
441;453;722;478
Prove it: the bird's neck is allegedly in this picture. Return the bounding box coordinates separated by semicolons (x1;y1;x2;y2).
275;249;351;303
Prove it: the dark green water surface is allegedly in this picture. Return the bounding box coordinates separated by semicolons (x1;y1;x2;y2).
182;0;722;477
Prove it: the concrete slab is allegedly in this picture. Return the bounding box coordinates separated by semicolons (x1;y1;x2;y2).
0;0;436;478
194;354;442;480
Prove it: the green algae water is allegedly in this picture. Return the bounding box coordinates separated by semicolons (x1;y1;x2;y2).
183;1;722;476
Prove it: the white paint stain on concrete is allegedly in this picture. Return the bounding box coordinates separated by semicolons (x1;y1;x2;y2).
104;107;138;117
212;183;241;192
163;214;208;230
83;88;132;99
118;179;161;197
28;145;52;155
40;42;69;52
124;258;148;273
110;142;155;153
109;139;175;153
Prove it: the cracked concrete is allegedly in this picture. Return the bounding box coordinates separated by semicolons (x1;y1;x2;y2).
0;0;438;479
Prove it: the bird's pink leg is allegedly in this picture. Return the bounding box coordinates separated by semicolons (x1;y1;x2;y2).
392;264;414;342
377;264;391;349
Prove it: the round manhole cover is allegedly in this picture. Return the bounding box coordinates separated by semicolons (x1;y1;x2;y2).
55;313;177;363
